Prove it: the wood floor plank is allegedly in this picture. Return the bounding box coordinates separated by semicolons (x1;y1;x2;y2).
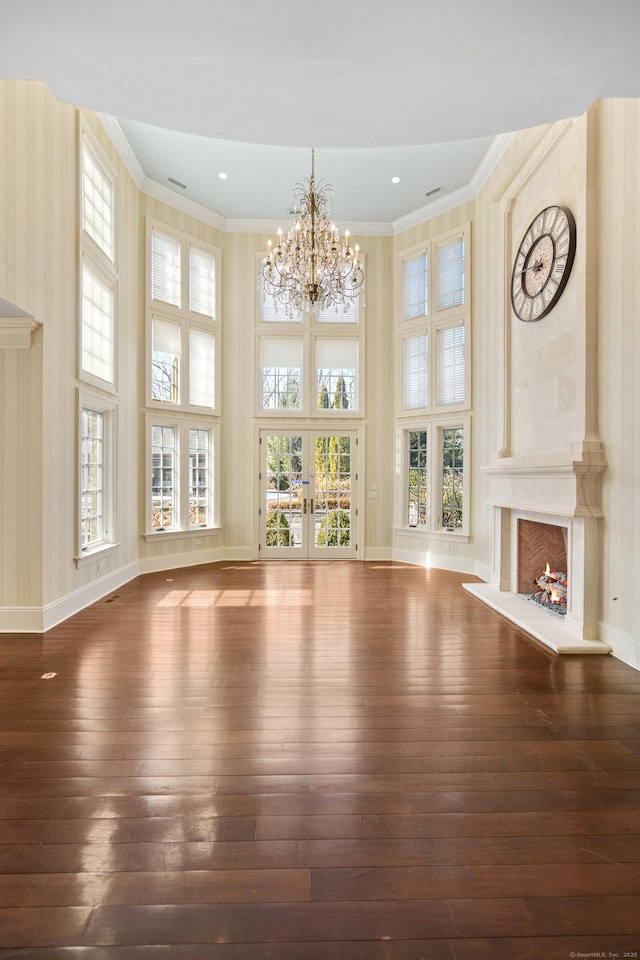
1;560;639;955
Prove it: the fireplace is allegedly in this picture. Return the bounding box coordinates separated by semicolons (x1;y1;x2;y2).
518;519;568;616
462;458;610;655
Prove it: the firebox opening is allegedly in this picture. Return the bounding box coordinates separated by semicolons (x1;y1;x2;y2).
517;519;568;618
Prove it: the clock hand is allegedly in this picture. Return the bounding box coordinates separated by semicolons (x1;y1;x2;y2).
515;258;545;276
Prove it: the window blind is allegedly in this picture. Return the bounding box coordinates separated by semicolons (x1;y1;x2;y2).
403;252;428;320
403;334;428;409
316;338;358;369
81;263;114;384
260;337;303;368
436;236;465;310
151;230;181;307
81;141;114;261
189;247;216;318
152;317;181;357
438;324;465;405
189;328;215;408
316;296;359;323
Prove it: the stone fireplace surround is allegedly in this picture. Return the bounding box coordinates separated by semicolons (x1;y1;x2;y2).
463;450;611;654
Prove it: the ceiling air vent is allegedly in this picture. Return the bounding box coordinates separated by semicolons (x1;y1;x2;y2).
168;177;187;190
425;186;443;198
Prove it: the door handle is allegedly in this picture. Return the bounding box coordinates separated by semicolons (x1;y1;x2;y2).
310;498;314;514
303;498;307;514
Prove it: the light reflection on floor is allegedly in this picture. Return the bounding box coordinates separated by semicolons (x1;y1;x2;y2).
155;589;313;608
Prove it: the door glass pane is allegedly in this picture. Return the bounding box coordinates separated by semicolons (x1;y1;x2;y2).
265;435;303;549
314;435;351;548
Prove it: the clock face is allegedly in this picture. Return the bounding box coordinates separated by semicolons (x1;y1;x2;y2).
511;205;576;322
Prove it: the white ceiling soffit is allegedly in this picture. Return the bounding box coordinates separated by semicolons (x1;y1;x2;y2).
3;0;640;227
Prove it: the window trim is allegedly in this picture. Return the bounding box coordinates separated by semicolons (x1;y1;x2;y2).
147;311;218;414
78;126;118;394
79;125;117;272
397;416;470;539
397;224;471;418
146;220;220;414
313;333;361;416
433;314;469;414
75;388;119;566
147;219;220;324
144;413;219;538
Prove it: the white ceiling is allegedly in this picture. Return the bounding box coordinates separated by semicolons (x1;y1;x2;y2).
4;0;640;226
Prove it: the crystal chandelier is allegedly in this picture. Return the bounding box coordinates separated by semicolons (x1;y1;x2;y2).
262;150;364;317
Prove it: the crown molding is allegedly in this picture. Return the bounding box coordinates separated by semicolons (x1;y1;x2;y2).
98;119;514;238
98;114;145;187
470;131;515;194
392;182;477;236
140;178;227;232
391;131;516;236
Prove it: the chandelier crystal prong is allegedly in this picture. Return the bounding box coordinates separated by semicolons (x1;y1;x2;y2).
262;150;364;317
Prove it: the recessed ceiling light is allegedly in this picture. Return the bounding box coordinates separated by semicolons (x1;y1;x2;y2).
218;172;228;180
391;176;400;184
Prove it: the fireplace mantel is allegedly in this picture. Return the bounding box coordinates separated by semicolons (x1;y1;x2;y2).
467;448;609;654
481;453;606;520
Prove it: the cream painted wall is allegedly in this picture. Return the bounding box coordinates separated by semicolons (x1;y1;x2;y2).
0;82;142;628
597;99;640;668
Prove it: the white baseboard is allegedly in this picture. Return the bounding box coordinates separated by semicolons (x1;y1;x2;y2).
138;545;255;575
391;546;489;580
42;562;141;632
0;561;141;634
599;621;640;671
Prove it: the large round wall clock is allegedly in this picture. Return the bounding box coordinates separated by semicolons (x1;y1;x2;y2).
511;204;576;322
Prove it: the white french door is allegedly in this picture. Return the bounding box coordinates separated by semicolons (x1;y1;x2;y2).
259;430;358;559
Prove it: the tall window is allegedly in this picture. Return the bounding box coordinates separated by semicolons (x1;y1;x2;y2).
316;339;358;411
403;252;428;321
189;428;210;527
77;128;118;563
407;430;428;527
81;261;114;385
397;224;470;536
80;132;117;389
146;221;220;536
151;425;177;531
401;422;468;534
441;427;464;530
403;334;428;410
147;221;219;413
256;254;364;417
260;338;303;410
81;137;114;263
151;317;180;403
81;408;103;547
399;226;469;414
149;420;214;533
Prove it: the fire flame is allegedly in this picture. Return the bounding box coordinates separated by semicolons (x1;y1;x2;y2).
550;588;562;604
544;562;551;577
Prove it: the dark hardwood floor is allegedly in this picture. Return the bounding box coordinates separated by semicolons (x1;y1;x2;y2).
1;560;640;958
